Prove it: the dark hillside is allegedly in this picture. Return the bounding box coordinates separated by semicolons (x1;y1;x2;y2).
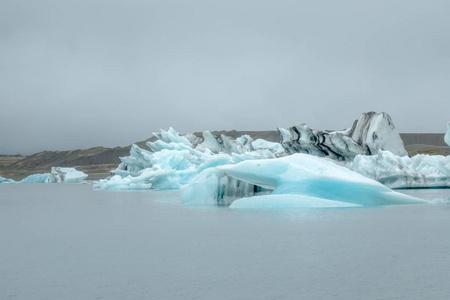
1;131;449;180
400;133;446;147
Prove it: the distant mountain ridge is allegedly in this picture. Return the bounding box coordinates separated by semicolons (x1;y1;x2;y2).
400;133;447;147
0;131;448;181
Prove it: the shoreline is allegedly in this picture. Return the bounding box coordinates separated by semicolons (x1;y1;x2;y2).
1;132;449;181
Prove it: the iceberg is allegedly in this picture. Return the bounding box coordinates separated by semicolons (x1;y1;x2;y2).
181;154;424;208
95;132;236;190
348;151;450;188
445;121;450;147
279;112;407;160
193;131;285;157
0;176;15;183
20;173;50;183
96;128;285;190
97;153;233;190
344;122;450;188
45;167;88;183
1;168;85;184
95;113;442;193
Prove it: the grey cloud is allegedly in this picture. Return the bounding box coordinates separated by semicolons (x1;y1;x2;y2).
1;0;449;154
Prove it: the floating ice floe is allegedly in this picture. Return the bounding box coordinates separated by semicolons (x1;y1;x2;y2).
20;173;50;183
45;167;88;183
0;176;15;183
347;150;450;188
181;154;425;208
18;168;87;183
2;168;87;184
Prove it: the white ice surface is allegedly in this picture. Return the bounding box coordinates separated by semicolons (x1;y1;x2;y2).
445;121;450;147
250;138;285;155
348;150;450;188
20;173;50;183
97;128;284;191
351;112;408;157
45;167;88;183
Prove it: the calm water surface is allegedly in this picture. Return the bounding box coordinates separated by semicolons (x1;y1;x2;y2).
1;184;450;300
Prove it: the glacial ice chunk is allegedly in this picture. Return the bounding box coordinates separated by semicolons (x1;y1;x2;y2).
45;167;88;183
250;139;285;155
154;127;192;146
182;154;424;208
2;168;87;184
96;174;153;190
96;117;426;193
98;128;286;191
445;121;450;147
20;173;50;183
0;176;15;183
194;131;224;154
342;111;407;156
279;112;407;160
96;151;234;191
348;150;450;188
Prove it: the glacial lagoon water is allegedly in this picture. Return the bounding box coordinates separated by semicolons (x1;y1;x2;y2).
1;184;450;300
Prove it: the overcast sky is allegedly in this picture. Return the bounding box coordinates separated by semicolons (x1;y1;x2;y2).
1;0;449;154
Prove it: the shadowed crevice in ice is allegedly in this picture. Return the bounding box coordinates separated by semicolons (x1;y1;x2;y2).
180;168;272;206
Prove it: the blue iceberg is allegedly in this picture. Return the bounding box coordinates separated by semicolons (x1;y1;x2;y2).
181;154;425;208
15;168;87;184
95;118;450;207
20;173;50;183
0;176;16;183
95;128;283;190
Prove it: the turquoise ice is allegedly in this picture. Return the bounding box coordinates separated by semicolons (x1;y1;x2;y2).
182;154;425;208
